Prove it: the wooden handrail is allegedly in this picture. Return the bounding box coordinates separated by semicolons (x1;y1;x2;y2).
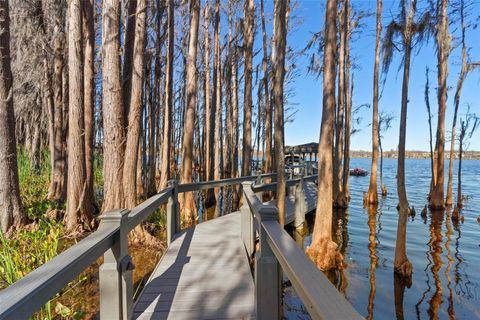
242;184;363;320
251;174;317;193
177;173;276;193
0;174;285;320
0;220;120;319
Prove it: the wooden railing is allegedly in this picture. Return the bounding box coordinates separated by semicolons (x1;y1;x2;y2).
241;183;363;320
0;166;359;320
0;175;264;320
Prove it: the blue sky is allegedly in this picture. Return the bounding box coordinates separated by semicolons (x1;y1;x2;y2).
276;0;480;151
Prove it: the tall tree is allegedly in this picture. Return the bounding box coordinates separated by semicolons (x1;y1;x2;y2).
0;0;26;235
242;0;254;176
446;0;467;206
47;1;66;202
366;0;382;205
65;0;94;231
122;0;137;119
180;0;200;223
83;0;96;209
383;0;429;278
306;0;340;270
123;0;147;208
429;0;451;210
334;0;346;207
261;0;272;176
212;0;222;217
102;0;126;211
159;0;174;190
273;0;287;226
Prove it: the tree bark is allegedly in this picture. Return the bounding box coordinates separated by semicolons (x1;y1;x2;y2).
47;14;66;202
83;0;96;210
334;1;346;206
366;0;382;205
394;0;415;279
242;0;254;176
341;0;351;205
0;0;26;235
430;0;450;210
446;0;466;207
261;0;272;176
122;0;137;121
65;0;94;232
306;0;340;271
159;0;174;190
213;0;222;217
102;0;126;211
123;0;147;208
180;0;200;224
272;0;287;226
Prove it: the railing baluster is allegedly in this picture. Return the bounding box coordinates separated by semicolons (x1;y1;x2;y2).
99;209;134;320
167;180;179;245
255;206;281;319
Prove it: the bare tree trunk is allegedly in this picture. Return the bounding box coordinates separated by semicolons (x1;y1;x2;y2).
242;0;254;177
159;0;174;190
447;0;466;207
102;0;126;211
0;0;26;235
65;0;94;232
456;124;464;211
122;0;137;120
272;0;287;226
430;0;450;210
231;41;240;209
213;0;222;217
394;0;415;279
47;15;66;202
341;0;351;205
334;1;346;207
180;0;200;224
425;67;435;194
123;0;147;208
306;0;340;270
366;0;382;205
83;0;96;209
261;0;272;176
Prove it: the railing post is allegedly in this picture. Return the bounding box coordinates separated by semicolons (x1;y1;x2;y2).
167;180;182;234
241;182;254;257
99;209;134;320
255;174;263;200
167;180;179;245
255;206;281;319
294;177;306;246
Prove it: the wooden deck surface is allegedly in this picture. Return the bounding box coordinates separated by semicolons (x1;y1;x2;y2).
133;212;255;319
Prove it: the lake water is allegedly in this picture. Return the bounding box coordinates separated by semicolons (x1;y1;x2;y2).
290;158;480;319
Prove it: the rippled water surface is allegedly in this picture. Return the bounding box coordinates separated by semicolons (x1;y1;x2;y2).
298;158;480;319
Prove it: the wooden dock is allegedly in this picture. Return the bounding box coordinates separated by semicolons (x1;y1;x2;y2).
133;212;255;319
0;173;362;320
133;180;318;319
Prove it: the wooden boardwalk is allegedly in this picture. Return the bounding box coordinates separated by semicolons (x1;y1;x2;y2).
133;181;317;319
133;212;255;319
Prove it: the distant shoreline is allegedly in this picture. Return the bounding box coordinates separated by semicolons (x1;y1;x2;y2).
350;150;480;160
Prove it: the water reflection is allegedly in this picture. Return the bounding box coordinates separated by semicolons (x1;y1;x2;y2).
445;209;455;319
366;205;378;320
427;210;444;319
299;158;480;319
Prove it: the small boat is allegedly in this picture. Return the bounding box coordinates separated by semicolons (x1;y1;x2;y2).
350;168;369;176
